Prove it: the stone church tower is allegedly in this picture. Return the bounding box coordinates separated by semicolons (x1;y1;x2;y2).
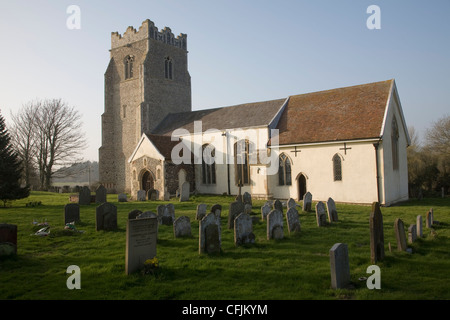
99;19;191;193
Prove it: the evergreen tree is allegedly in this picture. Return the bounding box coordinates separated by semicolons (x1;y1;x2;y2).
0;110;30;206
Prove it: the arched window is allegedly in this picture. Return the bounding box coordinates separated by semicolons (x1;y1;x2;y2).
391;117;399;170
333;154;342;181
124;55;134;79
278;153;292;185
202;144;216;184
164;57;173;79
234;139;250;185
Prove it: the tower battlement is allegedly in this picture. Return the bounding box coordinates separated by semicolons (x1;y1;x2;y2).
111;19;187;50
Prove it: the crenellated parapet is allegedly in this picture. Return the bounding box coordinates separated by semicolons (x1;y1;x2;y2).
111;19;187;50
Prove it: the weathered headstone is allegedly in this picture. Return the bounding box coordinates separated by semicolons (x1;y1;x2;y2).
125;217;157;275
196;204;207;221
180;181;190;202
147;189;158;201
287;198;297;209
157;204;175;226
79;186;91;205
244;203;252;214
408;224;417;244
394;218;407;251
330;243;350;289
315;201;327;227
302;192;312;212
128;209;142;220
228;201;244;229
243;192;252;206
199;213;221;254
267;209;284;240
64;203;80;224
326;197;338;222
273;199;283;213
95;185;107;203
137;190;146;201
426;209;433;228
0;224;17;256
138;211;157;219
173;216;192;238
286;207;301;234
416;215;423;237
118;193;127;202
261;204;271;221
95;202;117;231
211;204;222;219
369;202;385;264
234;213;255;246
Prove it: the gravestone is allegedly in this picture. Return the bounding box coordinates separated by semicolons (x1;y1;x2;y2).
118;193;127;202
286;207;301;234
234;213;255;246
211;204;222;219
326;197;338;222
228;201;245;229
416;215;423;237
315;201;327;227
244;203;252;214
330;243;351;289
369;202;385;264
125;217;157;275
408;224;417;244
196;204;207;221
261;204;271;221
0;224;17;256
157;204;175;226
147;189;158;201
138;211;157;219
199;213;221;254
95;185;107;203
267;209;284;240
128;209;142;220
394;218;407;251
243;192;252;206
273;199;283;213
302;192;312;212
137;190;146;201
287;198;297;209
79;186;91;205
64;203;80;224
426;210;433;228
173;216;192;238
180;181;190;202
95;202;117;231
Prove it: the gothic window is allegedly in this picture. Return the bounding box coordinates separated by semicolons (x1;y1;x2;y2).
202;144;216;184
124;55;134;79
278;153;292;186
333;154;342;181
391;117;399;170
234;139;250;185
164;57;173;80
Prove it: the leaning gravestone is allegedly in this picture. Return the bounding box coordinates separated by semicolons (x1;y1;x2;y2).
228;201;245;229
196;204;208;221
394;218;407;251
199;213;221;254
302;192;312;212
125;217;157;275
330;243;351;289
0;224;17;256
137;190;146;201
286;207;301;234
326;197;338;222
95;185;107;203
234;213;255;246
79;186;91;205
64;203;80;224
267;209;284;240
128;209;142;220
261;204;271;221
173;216;192;238
416;215;423;237
180;181;190;202
369;202;385;264
95;202;117;231
315;201;327;227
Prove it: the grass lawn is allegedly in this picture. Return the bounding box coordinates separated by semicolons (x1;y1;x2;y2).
0;191;449;300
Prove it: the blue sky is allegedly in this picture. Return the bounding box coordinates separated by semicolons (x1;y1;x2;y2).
0;0;449;161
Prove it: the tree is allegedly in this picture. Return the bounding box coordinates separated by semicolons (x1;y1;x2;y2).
0;110;30;206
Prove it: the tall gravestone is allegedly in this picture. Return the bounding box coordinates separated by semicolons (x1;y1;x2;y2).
234;213;255;246
199;213;221;254
286;207;301;234
330;243;351;289
394;218;407;251
243;192;252;206
426;210;433;228
261;204;271;221
64;203;80;224
369;202;384;264
173;216;192;238
326;197;338;222
196;204;207;221
180;181;190;202
79;186;91;205
302;192;312;212
273;199;283;213
228;201;244;229
315;201;327;227
267;209;284;240
416;215;423;237
408;224;417;244
125;217;157;275
0;224;17;256
96;202;117;231
95;185;107;203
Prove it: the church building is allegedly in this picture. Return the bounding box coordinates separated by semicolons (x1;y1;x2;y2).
99;19;410;206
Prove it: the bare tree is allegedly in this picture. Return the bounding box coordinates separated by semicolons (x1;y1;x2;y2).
426;114;450;156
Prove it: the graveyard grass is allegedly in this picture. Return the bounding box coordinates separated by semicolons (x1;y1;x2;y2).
1;192;449;300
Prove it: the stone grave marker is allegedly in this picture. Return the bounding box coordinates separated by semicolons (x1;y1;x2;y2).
394;218;407;251
416;215;423;237
125;217;157;275
273;199;283;213
173;216;192;238
302;192;312;212
267;209;284;240
137;190;146;201
228;201;244;229
180;181;190;201
138;211;157;219
261;204;271;221
64;203;80;225
211;204;222;219
426;209;433;228
128;209;142;220
315;201;327;227
326;197;338;222
286;207;301;234
244;203;252;214
0;223;17;256
199;213;221;254
95;185;107;204
147;189;158;201
79;186;91;205
287;198;297;209
243;192;252;206
234;213;255;246
408;224;417;244
95;202;117;231
196;204;207;221
369;202;385;264
118;193;127;202
330;243;351;289
157;204;175;226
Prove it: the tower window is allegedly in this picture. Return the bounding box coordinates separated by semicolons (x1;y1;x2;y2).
124;55;134;79
165;57;173;79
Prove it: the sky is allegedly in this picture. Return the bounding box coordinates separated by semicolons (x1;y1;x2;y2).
0;0;449;162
